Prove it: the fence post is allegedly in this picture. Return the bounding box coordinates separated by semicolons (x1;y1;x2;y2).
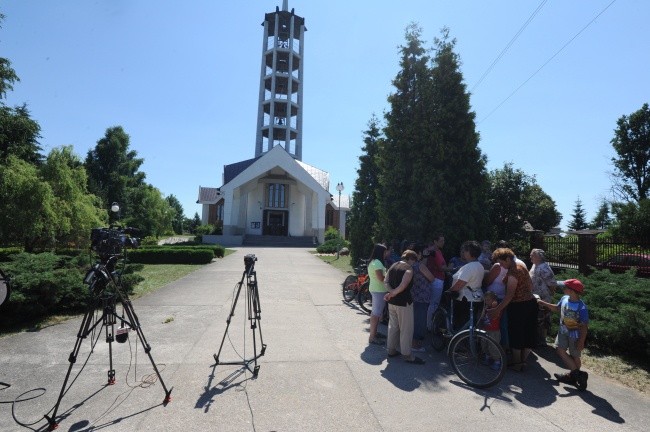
530;230;544;250
577;233;597;275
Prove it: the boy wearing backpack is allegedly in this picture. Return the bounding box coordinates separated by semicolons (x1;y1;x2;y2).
537;278;589;391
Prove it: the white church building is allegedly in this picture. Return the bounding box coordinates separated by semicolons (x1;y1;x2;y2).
197;1;348;246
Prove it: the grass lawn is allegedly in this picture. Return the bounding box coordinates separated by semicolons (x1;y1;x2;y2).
132;264;203;298
313;253;354;274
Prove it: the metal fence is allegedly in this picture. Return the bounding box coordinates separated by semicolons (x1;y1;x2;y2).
535;234;650;274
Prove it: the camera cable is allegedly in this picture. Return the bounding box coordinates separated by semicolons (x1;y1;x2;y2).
4;320;103;429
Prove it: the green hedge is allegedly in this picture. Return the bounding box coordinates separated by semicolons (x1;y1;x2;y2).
127;247;215;264
316;238;350;254
0;252;142;328
553;267;650;362
0;247;23;262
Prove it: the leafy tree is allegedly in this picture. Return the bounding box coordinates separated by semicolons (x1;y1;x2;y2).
610;199;650;246
348;115;382;265
590;200;612;230
0;104;43;165
0;14;20;100
85;126;146;212
0;156;56;250
40;146;106;247
184;212;202;234
610;103;650;202
166;194;185;234
488;163;561;238
0;57;18;101
567;197;588;231
123;184;174;237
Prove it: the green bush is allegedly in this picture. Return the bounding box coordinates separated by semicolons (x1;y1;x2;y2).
316;238;350;254
553;268;650;362
140;236;159;246
130;244;224;258
127;247;215;264
324;226;340;241
1;253;90;327
0;252;145;330
0;247;23;262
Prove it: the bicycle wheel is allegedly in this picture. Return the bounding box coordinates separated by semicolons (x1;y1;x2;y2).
448;330;506;389
430;309;448;351
342;275;357;302
357;282;372;314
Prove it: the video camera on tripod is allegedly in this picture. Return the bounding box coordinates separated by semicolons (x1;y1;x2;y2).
244;253;257;272
90;226;140;259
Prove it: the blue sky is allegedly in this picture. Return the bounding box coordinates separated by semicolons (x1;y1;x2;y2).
2;1;649;230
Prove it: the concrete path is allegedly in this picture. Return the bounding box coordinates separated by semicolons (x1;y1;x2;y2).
0;247;648;431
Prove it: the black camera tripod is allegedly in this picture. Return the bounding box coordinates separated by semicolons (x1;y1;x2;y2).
45;255;172;431
213;255;266;377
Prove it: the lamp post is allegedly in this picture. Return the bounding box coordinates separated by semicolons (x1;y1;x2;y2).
335;182;344;259
110;202;121;225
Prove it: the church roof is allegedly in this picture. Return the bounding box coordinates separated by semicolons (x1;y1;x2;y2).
197;186;221;204
223;156;261;184
221;149;330;191
296;160;329;190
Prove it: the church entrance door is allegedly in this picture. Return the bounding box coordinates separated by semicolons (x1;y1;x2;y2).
263;210;288;236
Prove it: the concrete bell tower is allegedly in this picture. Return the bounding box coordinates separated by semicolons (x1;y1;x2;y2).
255;0;306;161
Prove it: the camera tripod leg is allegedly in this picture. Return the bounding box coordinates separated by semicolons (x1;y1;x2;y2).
104;301;117;385
120;297;173;404
213;276;246;366
46;301;104;431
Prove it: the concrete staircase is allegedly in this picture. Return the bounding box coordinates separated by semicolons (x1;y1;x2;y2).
243;235;316;248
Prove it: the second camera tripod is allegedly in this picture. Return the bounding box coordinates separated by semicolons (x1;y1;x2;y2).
213;254;266;377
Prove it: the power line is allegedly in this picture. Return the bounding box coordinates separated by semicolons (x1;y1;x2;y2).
478;0;619;125
470;0;548;93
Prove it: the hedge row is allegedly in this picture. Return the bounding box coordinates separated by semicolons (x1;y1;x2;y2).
0;252;143;328
127;247;216;264
553;267;650;361
0;247;23;262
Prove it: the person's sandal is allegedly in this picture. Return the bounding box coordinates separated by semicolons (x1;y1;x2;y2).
369;338;384;346
387;351;400;357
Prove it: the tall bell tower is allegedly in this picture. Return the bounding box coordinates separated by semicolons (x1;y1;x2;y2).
255;0;306;161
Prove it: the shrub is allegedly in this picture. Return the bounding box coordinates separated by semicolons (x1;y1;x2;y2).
0;247;23;262
553;268;650;362
1;253;89;327
324;226;341;242
127;247;215;264
316;238;350;254
140;236;159;246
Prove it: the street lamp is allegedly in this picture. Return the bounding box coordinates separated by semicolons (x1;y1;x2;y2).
335;182;344;259
110;202;121;225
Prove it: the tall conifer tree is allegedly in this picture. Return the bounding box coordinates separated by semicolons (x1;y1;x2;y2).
377;24;432;242
376;26;489;252
349;115;383;265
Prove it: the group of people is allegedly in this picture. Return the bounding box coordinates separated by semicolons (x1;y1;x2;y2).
363;236;591;391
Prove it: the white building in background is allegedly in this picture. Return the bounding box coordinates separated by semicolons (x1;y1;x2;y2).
197;1;348;246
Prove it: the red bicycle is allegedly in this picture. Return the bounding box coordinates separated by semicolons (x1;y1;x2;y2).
342;259;369;307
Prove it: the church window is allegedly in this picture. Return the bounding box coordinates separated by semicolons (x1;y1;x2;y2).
267;184;286;208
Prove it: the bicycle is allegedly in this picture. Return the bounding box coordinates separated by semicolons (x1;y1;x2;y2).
430;289;506;388
342;259;369;304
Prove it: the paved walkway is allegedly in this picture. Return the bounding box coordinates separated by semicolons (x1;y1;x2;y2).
0;248;648;431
